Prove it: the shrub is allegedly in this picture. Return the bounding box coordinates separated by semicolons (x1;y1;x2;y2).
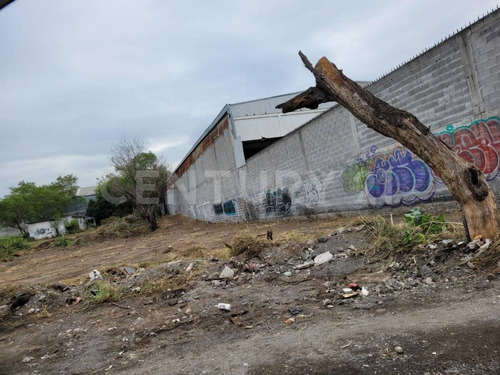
91;281;118;303
52;235;71;247
0;235;29;259
65;219;80;234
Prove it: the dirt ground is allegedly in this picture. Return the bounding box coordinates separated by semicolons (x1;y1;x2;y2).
0;213;499;375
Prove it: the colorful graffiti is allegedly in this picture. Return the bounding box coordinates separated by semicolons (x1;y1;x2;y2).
213;200;236;216
343;118;500;207
265;187;292;218
435;117;500;181
222;200;236;215
342;145;377;193
365;148;435;207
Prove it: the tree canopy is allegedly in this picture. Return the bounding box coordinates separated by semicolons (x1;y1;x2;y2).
91;137;170;231
0;175;79;237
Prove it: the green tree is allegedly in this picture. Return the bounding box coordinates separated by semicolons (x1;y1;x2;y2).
100;137;170;231
0;175;79;238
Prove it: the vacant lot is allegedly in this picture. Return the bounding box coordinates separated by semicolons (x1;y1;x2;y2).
1;213;499;375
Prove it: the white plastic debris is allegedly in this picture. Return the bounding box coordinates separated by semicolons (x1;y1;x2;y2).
314;251;333;265
89;269;103;281
219;265;235;279
217;303;231;311
361;286;369;296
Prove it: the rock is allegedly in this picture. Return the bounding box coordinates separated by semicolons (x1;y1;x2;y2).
395;346;404;354
317;236;329;243
322;299;332;306
294;261;314;270
219;266;235;279
314;251;333;265
305;239;315;247
0;304;9;318
424;277;434;285
419;265;432;277
283;271;292;277
428;244;437;250
22;356;34;363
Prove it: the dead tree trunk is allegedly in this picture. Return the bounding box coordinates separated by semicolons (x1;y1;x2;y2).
277;52;498;241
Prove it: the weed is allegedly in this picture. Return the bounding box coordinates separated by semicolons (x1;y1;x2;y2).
0;235;29;260
90;281;119;303
52;235;71;247
65;219;80;234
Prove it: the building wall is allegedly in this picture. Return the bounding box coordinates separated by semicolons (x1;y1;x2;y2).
166;9;500;222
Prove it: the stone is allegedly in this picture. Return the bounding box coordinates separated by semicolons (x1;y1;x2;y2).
322;299;332;306
22;356;34;363
284;271;292;277
219;266;235;279
395;346;404;354
0;304;9;318
317;236;329;243
424;277;434;285
419;265;432;277
314;251;333;265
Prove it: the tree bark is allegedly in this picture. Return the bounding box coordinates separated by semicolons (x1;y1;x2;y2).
277;52;498;241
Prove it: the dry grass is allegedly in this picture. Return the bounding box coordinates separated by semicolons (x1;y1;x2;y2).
138;273;188;296
274;230;327;244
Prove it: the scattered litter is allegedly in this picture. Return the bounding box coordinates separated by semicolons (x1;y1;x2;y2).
314;251;333;265
219;266;235;279
294;261;314;270
217;303;231;311
428;244;437;250
340;342;352;349
244;262;262;273
395;346;404;354
22;356;35;363
441;239;452;245
361;286;369;297
342;292;358;299
284;317;295;324
343;288;353;294
346;245;357;256
288;307;303;315
185;263;194;273
89;269;103;281
348;283;360;290
244;326;253;329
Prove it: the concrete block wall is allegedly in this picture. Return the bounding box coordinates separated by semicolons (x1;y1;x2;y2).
166;9;500;222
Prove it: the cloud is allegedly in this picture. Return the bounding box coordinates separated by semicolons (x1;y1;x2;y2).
0;0;498;197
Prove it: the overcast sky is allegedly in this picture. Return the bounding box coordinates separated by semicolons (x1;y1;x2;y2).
0;0;498;197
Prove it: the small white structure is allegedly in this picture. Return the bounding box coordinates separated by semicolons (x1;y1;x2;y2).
26;216;87;240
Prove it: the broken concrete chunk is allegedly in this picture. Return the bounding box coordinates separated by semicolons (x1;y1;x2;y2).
219;266;235;279
314;251;333;265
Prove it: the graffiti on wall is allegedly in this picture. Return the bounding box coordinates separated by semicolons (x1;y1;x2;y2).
435;117;500;181
343;146;435;207
342;118;500;207
364;148;435;207
213;200;236;216
265;187;292;218
342;145;377;194
294;174;322;203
